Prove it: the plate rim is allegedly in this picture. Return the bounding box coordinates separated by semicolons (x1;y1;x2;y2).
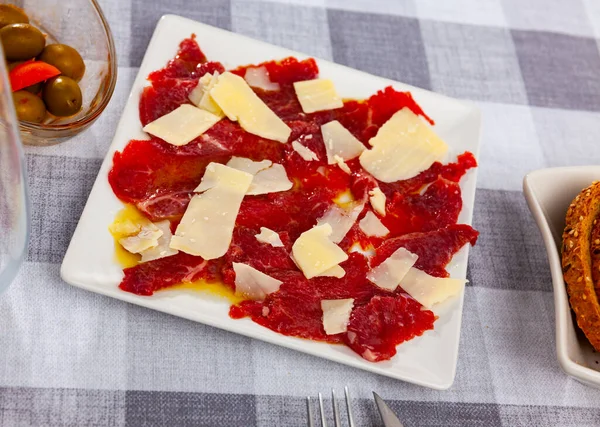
60;13;482;390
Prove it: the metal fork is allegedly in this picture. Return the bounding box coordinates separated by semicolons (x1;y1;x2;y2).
306;386;355;427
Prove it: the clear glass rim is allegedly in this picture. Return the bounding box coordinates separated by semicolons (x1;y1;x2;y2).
0;45;31;295
17;0;118;133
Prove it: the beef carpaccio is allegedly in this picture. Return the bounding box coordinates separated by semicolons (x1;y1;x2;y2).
108;35;479;362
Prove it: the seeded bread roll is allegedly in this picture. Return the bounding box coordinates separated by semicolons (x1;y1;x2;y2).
562;181;600;351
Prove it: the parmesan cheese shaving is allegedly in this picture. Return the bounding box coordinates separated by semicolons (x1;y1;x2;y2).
247;163;293;195
140;220;178;262
333;155;352;174
233;262;283;301
143;104;222;147
210;71;291;143
400;267;466;308
369;187;386;216
244;66;280;91
255;227;284;247
291;224;348;279
358;211;389;237
315;264;346;278
293;79;343;114
170;163;254;259
367;247;418;291
316;202;364;243
225;157;293;195
227;157;272;175
188;73;213;106
321;298;354;334
119;223;163;254
359;108;448;182
292;140;319;161
321;120;365;164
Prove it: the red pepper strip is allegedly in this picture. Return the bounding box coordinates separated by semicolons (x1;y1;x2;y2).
9;61;61;92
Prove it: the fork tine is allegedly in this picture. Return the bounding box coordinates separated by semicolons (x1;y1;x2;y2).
307;397;314;427
318;393;328;427
344;387;355;427
332;390;341;427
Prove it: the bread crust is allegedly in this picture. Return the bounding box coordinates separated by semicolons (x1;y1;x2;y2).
591;219;600;294
562;181;600;351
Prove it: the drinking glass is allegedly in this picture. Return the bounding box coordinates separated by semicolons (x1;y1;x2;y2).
0;41;30;295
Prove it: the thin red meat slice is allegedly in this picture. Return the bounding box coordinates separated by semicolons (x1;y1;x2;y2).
149;57;223;82
221;226;296;288
279;122;326;170
338;217;378;253
108;138;230;221
265;57;319;85
148;35;208;81
379;152;478;197
229;253;385;342
340;177;466;247
439;152;477;182
141;36;225;126
236;188;333;242
372;224;479;278
290;163;352;195
332;100;371;143
139;78;198;126
120;253;219;296
344;295;436;362
350;152;478;202
367;86;434;127
228;58;319;123
200;120;286;162
350;171;379;201
381;178;464;237
315;87;437;146
195;61;225;78
298;87;435;146
141;60;225;126
136;190;194;222
281;142;327;178
231;57;319;85
254;87;305;121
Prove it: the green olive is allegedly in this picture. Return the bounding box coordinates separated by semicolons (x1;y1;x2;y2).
0;23;45;61
0;5;29;29
38;44;85;81
13;90;46;123
42;76;82;117
7;60;22;72
23;82;42;94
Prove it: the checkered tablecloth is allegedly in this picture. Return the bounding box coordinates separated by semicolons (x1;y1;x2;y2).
2;0;600;425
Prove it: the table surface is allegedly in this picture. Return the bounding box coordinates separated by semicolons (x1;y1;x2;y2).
3;0;600;425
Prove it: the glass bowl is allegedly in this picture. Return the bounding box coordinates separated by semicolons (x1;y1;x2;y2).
0;41;30;295
12;0;117;146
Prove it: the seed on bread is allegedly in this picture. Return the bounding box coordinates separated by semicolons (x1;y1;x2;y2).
562;181;600;351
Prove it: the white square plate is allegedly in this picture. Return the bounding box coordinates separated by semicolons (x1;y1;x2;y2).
61;15;481;390
524;167;600;389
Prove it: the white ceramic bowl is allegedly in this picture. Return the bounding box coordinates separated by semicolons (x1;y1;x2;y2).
524;166;600;388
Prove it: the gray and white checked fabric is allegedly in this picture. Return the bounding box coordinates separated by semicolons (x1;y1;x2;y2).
2;0;600;425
